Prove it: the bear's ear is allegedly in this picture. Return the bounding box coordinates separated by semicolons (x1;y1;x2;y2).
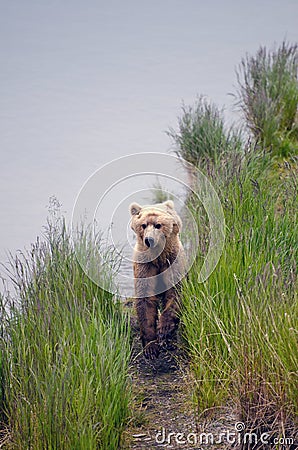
163;200;175;210
129;202;142;216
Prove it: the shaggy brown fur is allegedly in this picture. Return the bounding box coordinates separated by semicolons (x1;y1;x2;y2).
129;200;185;359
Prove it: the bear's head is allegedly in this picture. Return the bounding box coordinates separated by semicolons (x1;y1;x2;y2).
129;200;182;251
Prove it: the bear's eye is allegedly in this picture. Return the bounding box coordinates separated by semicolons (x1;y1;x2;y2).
155;223;161;229
141;223;147;229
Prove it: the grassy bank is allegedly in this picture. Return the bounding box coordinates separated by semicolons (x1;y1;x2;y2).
0;38;297;450
169;41;298;447
0;216;131;449
180;152;297;444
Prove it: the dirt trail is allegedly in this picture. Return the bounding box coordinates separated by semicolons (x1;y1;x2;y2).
125;337;198;449
123;308;237;450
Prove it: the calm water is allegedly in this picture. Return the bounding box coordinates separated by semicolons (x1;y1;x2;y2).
1;1;297;287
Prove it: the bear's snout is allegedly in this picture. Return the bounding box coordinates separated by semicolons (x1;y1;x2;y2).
144;237;155;248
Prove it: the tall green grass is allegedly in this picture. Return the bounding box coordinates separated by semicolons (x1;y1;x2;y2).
181;152;297;444
236;41;298;156
167;96;242;166
168;42;298;443
0;214;131;449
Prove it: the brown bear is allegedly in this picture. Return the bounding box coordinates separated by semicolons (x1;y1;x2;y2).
129;200;185;359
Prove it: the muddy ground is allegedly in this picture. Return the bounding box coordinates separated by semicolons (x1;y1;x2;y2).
123;307;238;450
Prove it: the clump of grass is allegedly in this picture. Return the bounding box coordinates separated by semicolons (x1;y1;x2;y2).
167;96;242;165
181;151;298;445
236;41;298;156
149;177;174;204
0;212;131;449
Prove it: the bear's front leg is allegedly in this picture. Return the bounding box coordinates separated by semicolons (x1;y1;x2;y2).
134;263;160;359
157;287;181;348
136;296;160;359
